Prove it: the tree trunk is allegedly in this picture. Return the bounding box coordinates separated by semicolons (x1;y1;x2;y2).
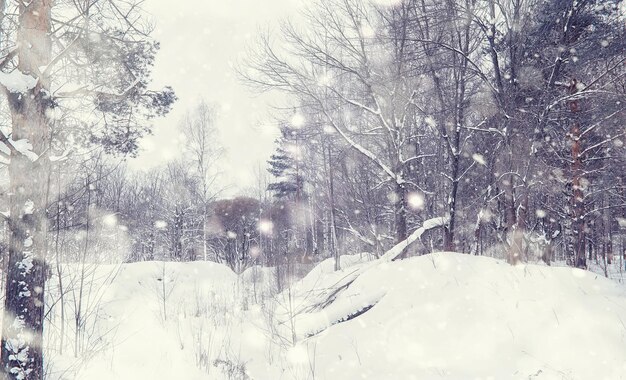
444;161;459;252
504;172;520;265
604;201;612;265
512;187;529;262
327;145;339;271
203;211;208;261
394;180;407;244
569;79;586;269
1;2;52;379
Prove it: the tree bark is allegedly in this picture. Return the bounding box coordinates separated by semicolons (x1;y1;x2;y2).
1;1;53;379
394;180;408;244
327;145;339;271
569;79;586;269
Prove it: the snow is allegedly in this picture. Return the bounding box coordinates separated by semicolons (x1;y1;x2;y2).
154;220;168;229
0;70;38;93
17;256;34;274
290;113;305;128
38;251;626;380
424;115;437;128
258;219;273;234
0;138;39;162
371;0;402;6
23;200;34;215
380;216;449;261
472;152;487;165
46;261;240;380
11;139;39;161
271;253;626;379
0;141;9;155
101;214;117;227
48;149;70;162
406;191;425;210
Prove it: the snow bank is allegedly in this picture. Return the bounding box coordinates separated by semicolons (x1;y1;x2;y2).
276;253;626;380
46;261;241;380
295;252;376;293
42;252;626;380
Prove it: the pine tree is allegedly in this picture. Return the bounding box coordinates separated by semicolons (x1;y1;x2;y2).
267;125;305;200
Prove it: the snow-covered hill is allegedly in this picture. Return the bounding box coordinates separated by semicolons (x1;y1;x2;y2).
280;253;626;379
44;253;626;380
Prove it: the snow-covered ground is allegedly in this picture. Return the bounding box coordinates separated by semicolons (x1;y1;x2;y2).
43;252;626;380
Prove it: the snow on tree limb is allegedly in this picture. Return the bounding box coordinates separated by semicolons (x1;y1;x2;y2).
0;141;9;164
318;105;403;184
380;216;450;262
0;70;38;94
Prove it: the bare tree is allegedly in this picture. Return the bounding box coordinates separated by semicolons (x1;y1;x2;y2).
242;0;432;243
180;101;224;261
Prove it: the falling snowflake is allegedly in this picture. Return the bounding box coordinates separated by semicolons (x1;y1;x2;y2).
258;219;274;235
407;192;425;210
472;153;487;166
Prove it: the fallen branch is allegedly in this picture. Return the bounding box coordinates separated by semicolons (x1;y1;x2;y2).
296;217;450;337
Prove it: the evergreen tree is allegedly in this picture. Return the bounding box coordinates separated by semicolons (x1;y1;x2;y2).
267;124;305;200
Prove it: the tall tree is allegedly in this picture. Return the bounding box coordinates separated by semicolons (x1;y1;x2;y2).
0;0;174;377
180;101;223;261
243;0;429;243
0;1;52;378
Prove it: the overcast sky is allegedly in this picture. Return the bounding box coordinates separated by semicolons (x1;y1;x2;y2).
129;0;303;195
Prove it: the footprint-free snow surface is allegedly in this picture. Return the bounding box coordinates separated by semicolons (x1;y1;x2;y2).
46;253;626;379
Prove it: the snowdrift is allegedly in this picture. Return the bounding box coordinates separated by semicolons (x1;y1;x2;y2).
43;253;626;380
46;261;242;380
279;252;626;380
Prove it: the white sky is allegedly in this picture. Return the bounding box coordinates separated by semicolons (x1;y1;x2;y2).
129;0;303;195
